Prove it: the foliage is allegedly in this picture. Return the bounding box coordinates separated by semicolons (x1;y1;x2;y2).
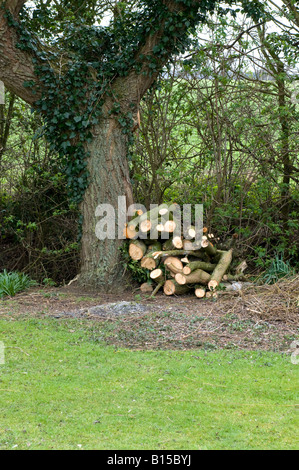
0;270;36;298
119;242;150;284
131;10;299;270
0;106;80;284
3;0;214;207
263;254;295;285
0;1;297;281
4;0;267;207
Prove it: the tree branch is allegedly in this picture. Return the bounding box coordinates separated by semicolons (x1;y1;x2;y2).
112;0;201;111
0;0;42;104
5;0;27;15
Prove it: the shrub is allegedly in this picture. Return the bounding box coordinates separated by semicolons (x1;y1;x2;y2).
263;254;295;285
0;270;37;298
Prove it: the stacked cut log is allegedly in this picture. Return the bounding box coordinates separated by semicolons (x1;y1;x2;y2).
125;204;241;299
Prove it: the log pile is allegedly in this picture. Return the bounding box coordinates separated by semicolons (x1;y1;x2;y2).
124;205;246;299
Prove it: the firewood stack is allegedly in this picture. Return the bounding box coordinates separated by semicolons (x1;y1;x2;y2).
124;204;244;298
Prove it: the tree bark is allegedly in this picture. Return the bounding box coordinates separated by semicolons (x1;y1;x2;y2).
0;92;15;161
163;280;190;296
183;260;216;275
208;249;233;291
175;269;211;286
79;115;134;288
0;2;41;104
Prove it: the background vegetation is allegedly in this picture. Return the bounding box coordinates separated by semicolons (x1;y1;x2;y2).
0;1;298;285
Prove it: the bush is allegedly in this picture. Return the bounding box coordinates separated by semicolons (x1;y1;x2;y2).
263;254;295;285
0;163;80;284
0;270;37;298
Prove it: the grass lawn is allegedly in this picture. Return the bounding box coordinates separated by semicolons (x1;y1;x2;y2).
0;316;298;450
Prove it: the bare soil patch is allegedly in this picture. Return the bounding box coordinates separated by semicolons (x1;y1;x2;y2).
0;276;298;352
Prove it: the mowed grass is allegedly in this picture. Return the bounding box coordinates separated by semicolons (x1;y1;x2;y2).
0;316;298;450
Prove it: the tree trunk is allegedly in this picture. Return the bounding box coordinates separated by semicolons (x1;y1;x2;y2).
278;72;291;236
79;116;134;289
0;92;16;162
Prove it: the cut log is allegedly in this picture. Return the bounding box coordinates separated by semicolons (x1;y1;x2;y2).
163;237;183;251
133;209;144;217
146;218;166;235
156;223;165;232
173;236;183;249
205;291;218;299
165;264;183;275
164;257;184;274
124;224;138;239
151;282;164;297
140;283;154;294
150;268;164;284
140;254;159;271
183;239;202;251
183;239;196;251
147;241;162;252
159;208;169;216
163;280;190;296
186;225;196;239
194;286;206;298
151;250;205;262
208;249;233;291
163;220;177;233
139;219;152;233
182;260;216;275
158;203;179;218
201;238;218;257
129;240;147;261
181;266;190;275
128;204;145;219
175;269;211;286
128;204;172;233
181;257;190;264
223;273;247;282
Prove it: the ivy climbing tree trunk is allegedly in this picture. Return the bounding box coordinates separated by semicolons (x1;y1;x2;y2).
79;114;134;288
